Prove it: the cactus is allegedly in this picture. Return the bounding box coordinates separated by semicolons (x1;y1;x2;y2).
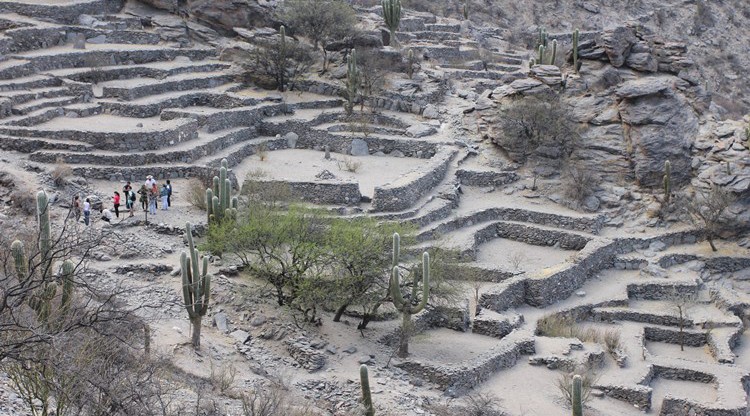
360;365;375;416
572;374;583;416
60;259;74;318
663;160;671;205
573;29;580;73
529;58;536;67
207;159;235;224
538;45;545;65
538;27;548;49
381;0;401;46
406;49;415;79
181;222;210;350
550;39;558;65
278;25;287;91
37;191;52;273
11;240;28;282
345;49;360;115
462;2;468;20
390;233;429;358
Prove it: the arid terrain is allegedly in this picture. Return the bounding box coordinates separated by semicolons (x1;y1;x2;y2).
0;1;749;415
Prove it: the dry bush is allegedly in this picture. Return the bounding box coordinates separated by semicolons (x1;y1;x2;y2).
50;157;72;187
561;162;600;208
186;178;208;210
257;142;269;161
508;251;526;271
10;186;36;215
428;393;504;416
603;329;622;355
209;359;238;397
556;367;599;407
338;156;362;173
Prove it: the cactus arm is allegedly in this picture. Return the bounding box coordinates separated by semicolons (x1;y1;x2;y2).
212;196;221;222
231;197;238;209
11;240;28;282
223;179;231;212
36;191;51;266
206;188;214;222
360;365;375;416
181;251;196;318
412;252;430;313
390;266;406;309
572;374;583;416
212;176;220;199
538;45;545;64
60;259;74;316
392;233;400;268
573;29;579;73
550;39;557;65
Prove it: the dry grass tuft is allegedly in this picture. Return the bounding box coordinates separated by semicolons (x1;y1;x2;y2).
51;157;72;187
186;178;208;210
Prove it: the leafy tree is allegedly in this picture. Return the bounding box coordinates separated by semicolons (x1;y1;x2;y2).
283;0;358;69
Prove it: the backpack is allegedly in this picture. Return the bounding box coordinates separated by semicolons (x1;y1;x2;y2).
130;190;136;201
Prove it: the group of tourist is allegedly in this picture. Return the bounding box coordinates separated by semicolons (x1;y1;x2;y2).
71;176;173;225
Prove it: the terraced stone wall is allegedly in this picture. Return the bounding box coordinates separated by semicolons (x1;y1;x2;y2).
0;0;124;24
241;178;362;205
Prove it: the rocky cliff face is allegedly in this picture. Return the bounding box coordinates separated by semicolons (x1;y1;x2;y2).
137;0;277;34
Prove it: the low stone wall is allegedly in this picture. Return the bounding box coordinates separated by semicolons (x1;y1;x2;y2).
626;282;698;301
472;312;524;339
660;396;747;416
455;169;519;187
418;207;604;241
597;383;652;410
479;277;526;313
0;0;124;24
71;165;238;185
162;103;286;132
395;334;535;393
644;326;707;347
285;337;326;372
659;253;750;273
0;118;199;152
24;47;217;72
242;178;361;206
708;326;742;364
442;263;516;283
371;147;456;212
103;73;235;101
380;303;470;347
594;307;691;327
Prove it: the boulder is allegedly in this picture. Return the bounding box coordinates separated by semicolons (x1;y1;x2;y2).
405;123;436;138
530;65;562;86
422;104;439;119
599;25;637;67
350;138;369;156
284;132;298;148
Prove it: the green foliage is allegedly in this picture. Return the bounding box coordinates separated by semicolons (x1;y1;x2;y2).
247;25;314;91
360;365;375;416
181;222;210;349
283;0;358;68
382;0;402;46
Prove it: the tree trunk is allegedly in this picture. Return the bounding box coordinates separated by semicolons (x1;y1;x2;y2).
397;312;410;358
333;302;349;322
275;285;284;306
191;316;201;350
708;234;717;252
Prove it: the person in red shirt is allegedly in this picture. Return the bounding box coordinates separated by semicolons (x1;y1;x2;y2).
113;191;121;218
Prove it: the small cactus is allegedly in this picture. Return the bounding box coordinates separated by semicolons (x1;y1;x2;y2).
360;365;375;416
572;374;583;416
60;259;75;318
207;159;235;224
406;49;415;79
550;39;558;65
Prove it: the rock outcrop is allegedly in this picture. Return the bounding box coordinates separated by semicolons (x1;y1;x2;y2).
137;0;276;34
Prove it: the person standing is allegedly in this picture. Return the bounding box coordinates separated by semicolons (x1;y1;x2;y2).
113;191;121;219
83;198;91;226
128;189;136;217
138;185;148;211
166;179;172;207
72;195;81;222
148;185;157;215
123;181;132;197
160;184;169;211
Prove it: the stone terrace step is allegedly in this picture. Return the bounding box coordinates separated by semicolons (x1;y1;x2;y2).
397;30;462;42
0;134;94;153
12;95;79;115
98;84;247;118
29;126;258;166
425;23;461;33
0;107;62;126
0;0;124;25
64;27;161;45
43;59;231;84
100;71;236;101
0;74;61;91
160;102;287;133
0;86;71;105
10;44;217;72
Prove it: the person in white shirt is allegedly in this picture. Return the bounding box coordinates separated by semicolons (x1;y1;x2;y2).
100;207;114;223
83;198;91;226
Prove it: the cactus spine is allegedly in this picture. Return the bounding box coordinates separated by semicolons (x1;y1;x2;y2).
573;29;580;73
346;49;360;115
663;160;671;205
572;374;583;416
381;0;401;46
181;222;210;349
390;233;429;358
360;364;375;416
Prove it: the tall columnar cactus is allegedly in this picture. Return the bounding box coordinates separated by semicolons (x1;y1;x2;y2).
181;222;210;350
360;364;375;416
538;45;546;65
550;39;558;65
207;159;237;223
278;25;287;91
37;191;51;271
573;29;580;73
390;233;429;358
381;0;401;46
572;374;583;416
345;49;360;115
663;160;672;205
538;27;548;48
60;259;74;318
11;240;28;282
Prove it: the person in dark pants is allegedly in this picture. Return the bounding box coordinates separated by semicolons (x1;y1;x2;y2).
113;191;121;218
166;179;172;207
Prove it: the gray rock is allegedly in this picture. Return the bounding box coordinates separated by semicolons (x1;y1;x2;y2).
582;195;600;212
250;315;267;326
213;312;229;333
230;330;250;343
358;355;372;364
284;132;298;148
343;346;357;354
649;241;667;252
405;123;436;138
422;104;439;119
599;26;636;67
87;35;107;44
73;33;86;50
350;138;369;156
